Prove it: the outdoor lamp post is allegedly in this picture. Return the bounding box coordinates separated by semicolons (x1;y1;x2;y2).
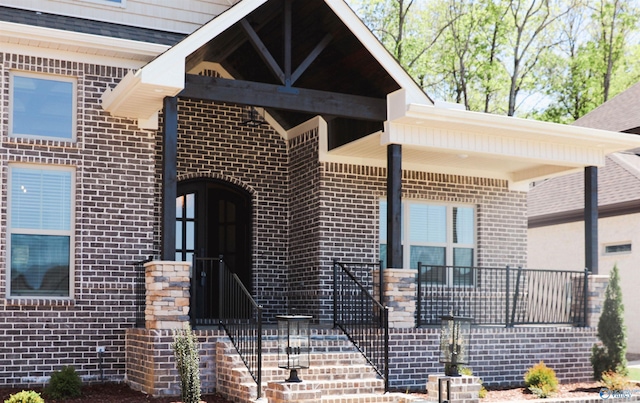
277;315;312;383
439;315;472;377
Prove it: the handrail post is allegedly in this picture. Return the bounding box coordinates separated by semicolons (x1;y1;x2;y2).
333;259;338;329
257;305;263;399
189;254;197;329
416;262;422;327
505;265;510;328
583;268;589;327
384;305;389;393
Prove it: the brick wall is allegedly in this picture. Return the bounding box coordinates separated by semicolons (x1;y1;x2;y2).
0;52;156;386
390;326;597;391
125;328;223;396
288;127;322;318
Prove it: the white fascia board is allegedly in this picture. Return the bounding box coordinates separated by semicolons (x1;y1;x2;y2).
102;0;268;126
324;0;431;106
396;103;640;153
139;0;268;89
0;21;169;62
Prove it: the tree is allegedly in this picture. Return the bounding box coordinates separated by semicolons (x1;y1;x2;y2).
590;265;627;380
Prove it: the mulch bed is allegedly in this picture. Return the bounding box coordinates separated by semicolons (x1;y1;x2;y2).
0;383;232;403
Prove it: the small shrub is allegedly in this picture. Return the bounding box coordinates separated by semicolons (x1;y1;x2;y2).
601;371;631;391
173;323;201;403
524;361;558;398
4;390;44;403
44;365;82;399
591;265;627;380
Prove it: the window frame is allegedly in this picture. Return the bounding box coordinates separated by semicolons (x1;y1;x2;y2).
603;242;632;256
9;71;77;142
7;164;76;299
379;199;477;286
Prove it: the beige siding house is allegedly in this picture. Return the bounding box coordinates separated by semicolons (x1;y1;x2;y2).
529;83;640;355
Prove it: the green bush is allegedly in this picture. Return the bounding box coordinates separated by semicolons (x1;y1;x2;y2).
4;390;44;403
524;361;558;398
591;265;627;380
601;371;631;391
172;323;201;403
44;365;82;400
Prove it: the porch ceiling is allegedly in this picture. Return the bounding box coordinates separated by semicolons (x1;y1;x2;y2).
322;100;640;191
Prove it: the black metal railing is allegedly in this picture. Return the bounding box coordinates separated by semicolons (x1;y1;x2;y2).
191;256;263;399
417;264;589;327
333;260;389;392
133;256;153;328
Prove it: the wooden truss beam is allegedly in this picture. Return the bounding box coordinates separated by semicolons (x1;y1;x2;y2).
180;74;387;121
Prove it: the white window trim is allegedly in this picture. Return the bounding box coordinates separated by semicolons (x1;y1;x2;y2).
380;199;477;271
9;71;78;142
7;163;76;299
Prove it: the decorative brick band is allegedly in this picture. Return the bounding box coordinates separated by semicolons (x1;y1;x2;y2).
144;261;191;330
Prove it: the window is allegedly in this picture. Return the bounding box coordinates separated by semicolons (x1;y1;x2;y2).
604;243;632;255
10;72;76;140
8;166;74;297
380;200;476;285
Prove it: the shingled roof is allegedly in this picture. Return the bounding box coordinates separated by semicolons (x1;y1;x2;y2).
528;152;640;226
0;5;185;46
573;82;640;134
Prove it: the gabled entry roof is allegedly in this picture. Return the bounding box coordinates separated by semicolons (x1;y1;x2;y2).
100;0;640;190
101;0;429;131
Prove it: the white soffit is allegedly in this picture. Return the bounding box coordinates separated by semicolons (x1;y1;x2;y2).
0;21;168;66
324;101;640;191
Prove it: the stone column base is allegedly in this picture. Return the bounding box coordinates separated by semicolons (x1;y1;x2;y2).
426;374;480;403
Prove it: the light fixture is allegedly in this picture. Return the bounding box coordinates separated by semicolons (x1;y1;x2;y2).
277;315;312;383
439;314;472;376
242;106;267;127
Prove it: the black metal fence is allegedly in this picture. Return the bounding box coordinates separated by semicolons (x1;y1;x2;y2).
417;264;588;327
133;256;153;328
333;260;389;392
192;257;263;399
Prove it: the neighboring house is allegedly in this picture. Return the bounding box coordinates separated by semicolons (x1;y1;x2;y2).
529;83;640;356
2;0;640;399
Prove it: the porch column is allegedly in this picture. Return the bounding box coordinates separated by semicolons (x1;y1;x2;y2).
387;144;402;269
162;96;178;261
585;166;598;274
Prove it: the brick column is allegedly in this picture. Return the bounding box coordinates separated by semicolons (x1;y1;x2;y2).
145;261;191;330
383;268;416;328
427;374;481;403
587;274;609;328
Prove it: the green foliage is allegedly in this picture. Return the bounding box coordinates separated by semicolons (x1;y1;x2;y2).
524;361;558;398
591;265;627;380
44;365;81;400
4;390;44;403
173;323;201;403
601;370;631;391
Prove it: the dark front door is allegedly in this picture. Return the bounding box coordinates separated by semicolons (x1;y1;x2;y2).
176;179;252;323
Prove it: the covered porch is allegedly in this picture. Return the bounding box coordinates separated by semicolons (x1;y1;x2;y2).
98;0;640;399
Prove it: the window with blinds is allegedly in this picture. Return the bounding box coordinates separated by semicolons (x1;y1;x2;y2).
9;165;74;297
379;200;476;286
